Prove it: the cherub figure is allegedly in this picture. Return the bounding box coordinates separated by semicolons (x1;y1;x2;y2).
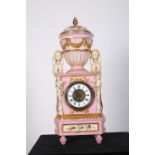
53;50;63;74
90;49;101;73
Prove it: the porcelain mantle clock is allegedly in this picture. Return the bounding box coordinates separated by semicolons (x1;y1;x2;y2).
52;18;105;145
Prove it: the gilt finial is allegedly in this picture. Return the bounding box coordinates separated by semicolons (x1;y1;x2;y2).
73;17;78;26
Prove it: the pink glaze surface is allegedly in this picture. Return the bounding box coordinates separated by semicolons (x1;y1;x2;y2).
61;73;97;114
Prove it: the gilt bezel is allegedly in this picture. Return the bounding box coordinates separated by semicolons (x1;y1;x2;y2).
65;81;95;111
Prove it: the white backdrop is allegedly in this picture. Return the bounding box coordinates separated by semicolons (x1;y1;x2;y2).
27;0;128;153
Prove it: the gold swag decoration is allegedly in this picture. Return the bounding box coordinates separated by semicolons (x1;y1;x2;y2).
61;38;92;49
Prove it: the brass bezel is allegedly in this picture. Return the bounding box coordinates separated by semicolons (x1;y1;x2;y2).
65;81;95;111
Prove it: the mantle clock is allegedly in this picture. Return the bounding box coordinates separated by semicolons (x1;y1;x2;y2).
52;18;105;145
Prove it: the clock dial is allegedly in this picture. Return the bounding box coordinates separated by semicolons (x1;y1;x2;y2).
65;82;95;110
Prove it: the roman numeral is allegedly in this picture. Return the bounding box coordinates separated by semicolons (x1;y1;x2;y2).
81;86;84;90
70;99;73;102
85;98;88;101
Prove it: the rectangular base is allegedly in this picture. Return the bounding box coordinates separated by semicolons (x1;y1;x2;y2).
55;117;105;136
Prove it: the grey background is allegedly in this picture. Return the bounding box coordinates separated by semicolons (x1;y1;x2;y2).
27;0;129;153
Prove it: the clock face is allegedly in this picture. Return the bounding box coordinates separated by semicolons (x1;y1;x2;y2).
65;82;95;110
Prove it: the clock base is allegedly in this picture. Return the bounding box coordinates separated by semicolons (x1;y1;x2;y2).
55;114;105;145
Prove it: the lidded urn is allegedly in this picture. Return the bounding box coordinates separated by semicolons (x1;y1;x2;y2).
59;17;94;72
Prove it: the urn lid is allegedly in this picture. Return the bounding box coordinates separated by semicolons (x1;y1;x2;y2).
59;17;94;39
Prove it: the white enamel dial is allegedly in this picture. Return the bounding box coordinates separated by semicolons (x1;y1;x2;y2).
65;82;94;110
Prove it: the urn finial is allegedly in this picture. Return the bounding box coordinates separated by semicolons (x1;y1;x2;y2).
73;17;78;26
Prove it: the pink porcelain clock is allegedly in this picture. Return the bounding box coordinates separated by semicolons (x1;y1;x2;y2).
52;18;105;145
